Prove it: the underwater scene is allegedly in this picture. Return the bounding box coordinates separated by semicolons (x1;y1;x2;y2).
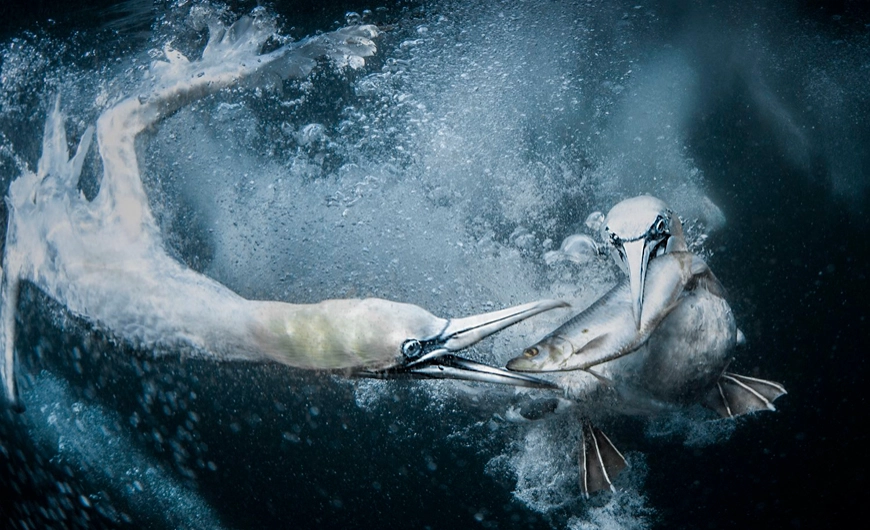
0;1;867;528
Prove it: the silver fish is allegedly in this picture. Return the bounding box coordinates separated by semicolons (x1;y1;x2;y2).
508;251;712;373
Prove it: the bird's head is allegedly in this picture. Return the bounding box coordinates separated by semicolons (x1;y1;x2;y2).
601;195;685;328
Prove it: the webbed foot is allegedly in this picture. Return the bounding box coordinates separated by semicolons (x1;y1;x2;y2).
704;372;787;418
579;421;627;497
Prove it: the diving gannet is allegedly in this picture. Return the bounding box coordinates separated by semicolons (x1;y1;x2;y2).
508;196;786;495
0;16;563;412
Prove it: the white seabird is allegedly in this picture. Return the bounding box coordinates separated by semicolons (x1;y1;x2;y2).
0;16;563;412
508;195;786;495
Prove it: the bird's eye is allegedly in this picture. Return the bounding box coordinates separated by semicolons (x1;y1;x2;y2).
654;216;667;235
402;339;423;359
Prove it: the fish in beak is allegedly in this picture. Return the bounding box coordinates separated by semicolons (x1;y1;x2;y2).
359;299;568;389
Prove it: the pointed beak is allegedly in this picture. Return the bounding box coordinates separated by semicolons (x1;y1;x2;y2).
414;299;567;388
620;239;652;329
439;299;569;352
361;299;567;389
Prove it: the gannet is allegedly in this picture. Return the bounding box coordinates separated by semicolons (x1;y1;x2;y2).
508;195;786;495
0;16;563;412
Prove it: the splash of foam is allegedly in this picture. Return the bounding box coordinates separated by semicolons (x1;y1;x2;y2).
485;414;653;528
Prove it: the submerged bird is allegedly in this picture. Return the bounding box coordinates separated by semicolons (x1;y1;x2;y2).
508;195;786;495
0;16;563;411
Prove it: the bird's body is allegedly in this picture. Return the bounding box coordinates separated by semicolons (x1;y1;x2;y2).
633;279;736;404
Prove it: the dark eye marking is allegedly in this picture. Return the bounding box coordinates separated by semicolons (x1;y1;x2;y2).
402;339;423;359
608;230;621;246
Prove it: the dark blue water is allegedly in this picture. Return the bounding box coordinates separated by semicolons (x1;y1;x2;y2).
1;1;868;528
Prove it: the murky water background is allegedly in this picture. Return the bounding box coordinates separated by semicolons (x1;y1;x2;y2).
1;1;868;528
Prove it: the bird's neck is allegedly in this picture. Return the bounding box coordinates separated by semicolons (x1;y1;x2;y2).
246;299;400;372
